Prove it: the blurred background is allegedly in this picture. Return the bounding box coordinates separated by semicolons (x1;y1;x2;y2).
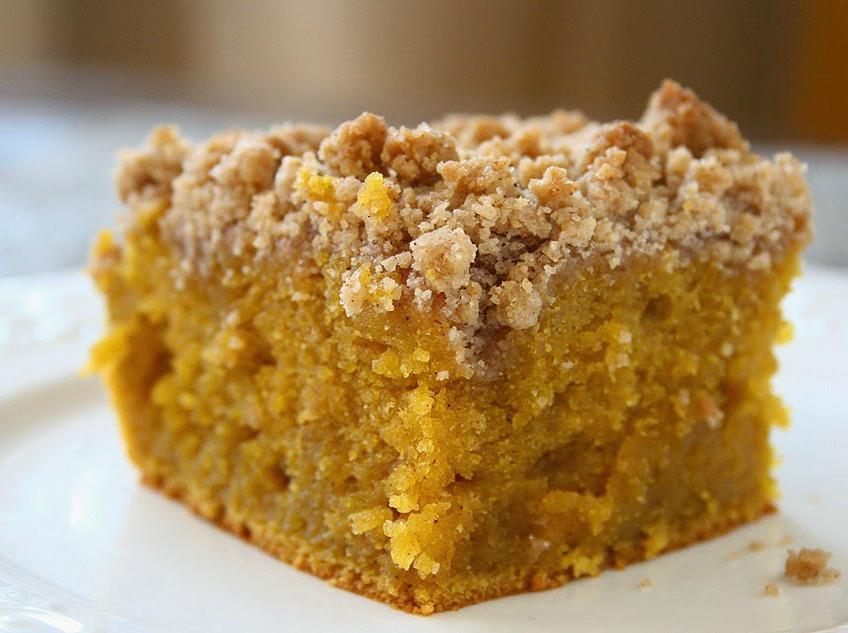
1;0;847;276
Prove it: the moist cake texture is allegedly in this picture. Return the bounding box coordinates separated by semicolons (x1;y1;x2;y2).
90;81;811;614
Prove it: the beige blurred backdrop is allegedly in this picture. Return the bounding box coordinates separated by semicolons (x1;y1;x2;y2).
3;0;847;140
1;0;847;275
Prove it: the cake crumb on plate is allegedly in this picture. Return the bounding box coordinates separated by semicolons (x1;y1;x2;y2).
784;548;842;585
763;582;780;597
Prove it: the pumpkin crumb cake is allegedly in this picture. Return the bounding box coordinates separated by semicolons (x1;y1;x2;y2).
89;80;811;614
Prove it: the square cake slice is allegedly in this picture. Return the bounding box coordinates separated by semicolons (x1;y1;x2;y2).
90;81;811;614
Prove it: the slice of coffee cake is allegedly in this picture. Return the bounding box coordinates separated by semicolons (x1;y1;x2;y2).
90;81;811;613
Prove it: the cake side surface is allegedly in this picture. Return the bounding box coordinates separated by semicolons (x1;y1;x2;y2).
90;80;811;613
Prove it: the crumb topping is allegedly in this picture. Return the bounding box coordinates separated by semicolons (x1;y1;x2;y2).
784;548;842;585
410;226;476;293
318;112;387;179
381;123;459;185
114;81;812;373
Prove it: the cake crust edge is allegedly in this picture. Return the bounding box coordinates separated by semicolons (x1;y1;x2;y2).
140;470;775;615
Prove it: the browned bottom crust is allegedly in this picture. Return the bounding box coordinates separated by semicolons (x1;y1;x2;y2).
141;471;775;615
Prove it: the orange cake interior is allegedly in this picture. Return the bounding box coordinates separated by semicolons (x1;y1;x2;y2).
90;81;811;614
